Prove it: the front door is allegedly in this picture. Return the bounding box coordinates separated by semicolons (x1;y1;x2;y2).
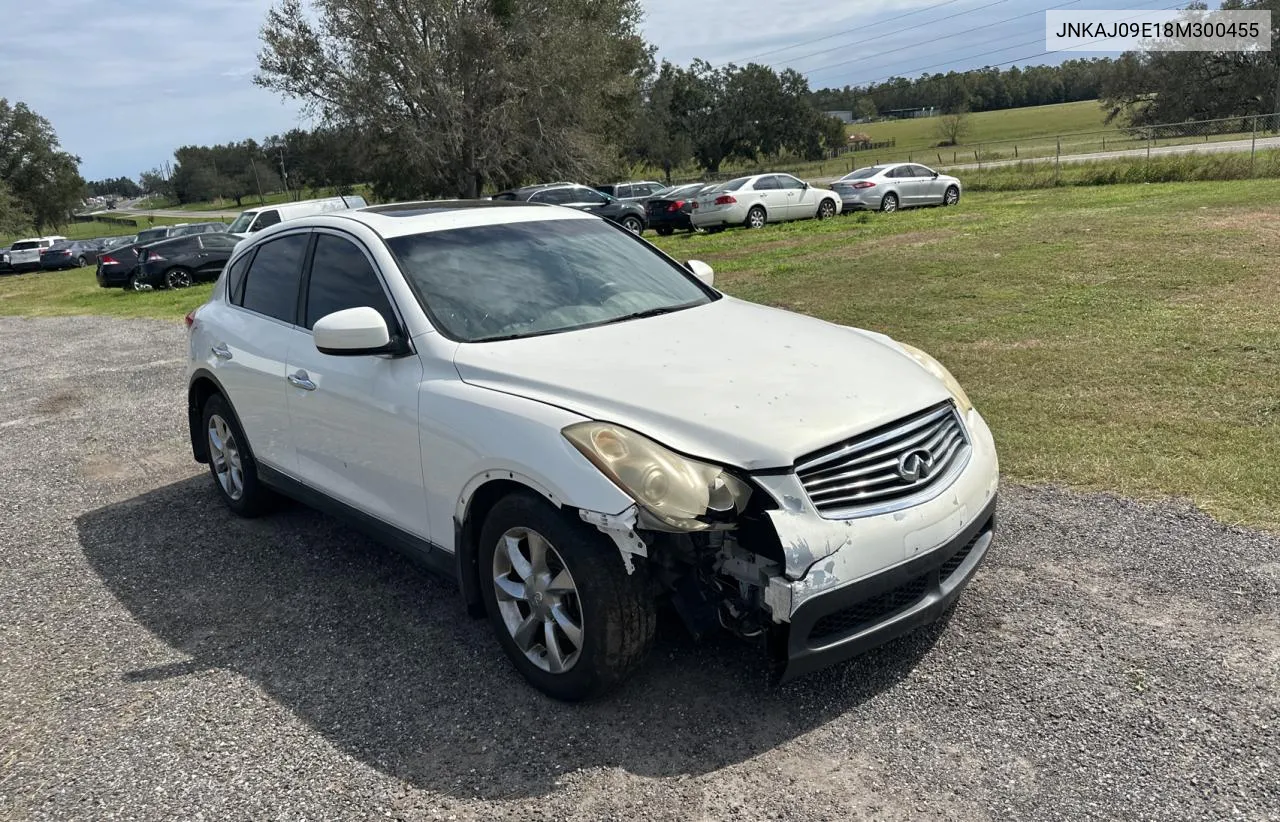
284;229;430;539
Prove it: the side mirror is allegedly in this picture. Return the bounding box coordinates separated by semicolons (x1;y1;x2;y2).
931;172;939;178
801;181;810;189
686;259;715;287
314;306;399;356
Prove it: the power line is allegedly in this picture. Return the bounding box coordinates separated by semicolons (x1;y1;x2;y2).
719;0;970;66
765;0;1015;69
803;0;1183;85
784;0;1089;76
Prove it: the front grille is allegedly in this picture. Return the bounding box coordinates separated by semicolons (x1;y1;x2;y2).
796;401;970;518
809;575;931;640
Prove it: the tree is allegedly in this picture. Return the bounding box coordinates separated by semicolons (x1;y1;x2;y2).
0;180;32;237
139;168;173;200
255;0;650;199
0;99;85;232
853;97;877;121
935;110;970;146
1099;0;1280;127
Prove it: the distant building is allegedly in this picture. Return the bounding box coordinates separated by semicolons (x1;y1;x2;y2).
824;110;855;124
881;106;938;120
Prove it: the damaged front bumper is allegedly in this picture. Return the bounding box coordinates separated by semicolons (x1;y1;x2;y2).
756;407;1000;681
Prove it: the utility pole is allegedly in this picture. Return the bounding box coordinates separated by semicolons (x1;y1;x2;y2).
278;148;290;201
250;156;265;204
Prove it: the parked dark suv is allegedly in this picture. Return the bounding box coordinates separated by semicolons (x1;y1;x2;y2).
492;183;648;234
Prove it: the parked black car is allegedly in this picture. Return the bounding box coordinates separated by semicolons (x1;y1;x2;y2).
491;183;648;234
96;238;157;290
593;180;666;202
40;240;106;270
134;233;240;289
644;183;708;236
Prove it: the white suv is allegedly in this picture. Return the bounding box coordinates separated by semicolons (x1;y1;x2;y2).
185;200;999;700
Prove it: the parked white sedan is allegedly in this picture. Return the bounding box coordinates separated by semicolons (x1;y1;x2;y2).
691;173;841;230
830;163;963;213
185;200;998;701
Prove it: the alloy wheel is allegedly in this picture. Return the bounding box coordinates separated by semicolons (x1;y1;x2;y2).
944;188;959;206
881;194;898;213
166;268;192;289
492;527;584;674
748;208;766;229
207;414;245;500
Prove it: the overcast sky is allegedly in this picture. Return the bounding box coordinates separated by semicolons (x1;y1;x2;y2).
0;0;1159;180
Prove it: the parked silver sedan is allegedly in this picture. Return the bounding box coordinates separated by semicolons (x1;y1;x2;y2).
830;163;962;213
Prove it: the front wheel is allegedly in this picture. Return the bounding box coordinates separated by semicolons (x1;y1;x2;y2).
817;199;837;219
479;492;656;701
943;186;960;206
165;267;193;289
745;205;767;229
76;255;87;267
620;216;644;235
880;192;899;213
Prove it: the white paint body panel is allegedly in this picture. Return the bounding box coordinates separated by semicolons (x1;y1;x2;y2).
452;295;951;470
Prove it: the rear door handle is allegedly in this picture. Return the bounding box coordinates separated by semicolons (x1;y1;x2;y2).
287;370;316;391
211;343;232;360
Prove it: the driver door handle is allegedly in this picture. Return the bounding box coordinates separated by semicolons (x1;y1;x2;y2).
287;370;316;391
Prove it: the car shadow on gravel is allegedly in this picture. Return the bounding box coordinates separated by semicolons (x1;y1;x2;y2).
77;477;950;800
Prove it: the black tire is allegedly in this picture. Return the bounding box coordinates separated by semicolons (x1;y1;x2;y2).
817;198;837;219
705;226;724;234
943;186;960;206
656;225;675;236
745;205;767;229
76;255;87;267
880;192;899;213
620;216;644;235
165;267;193;289
479;491;656;701
126;273;147;292
200;393;274;518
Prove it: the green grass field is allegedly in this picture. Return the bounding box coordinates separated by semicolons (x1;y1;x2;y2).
2;179;1276;530
1;216;189;247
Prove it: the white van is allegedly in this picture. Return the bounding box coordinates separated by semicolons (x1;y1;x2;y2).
226;195;368;239
8;236;68;272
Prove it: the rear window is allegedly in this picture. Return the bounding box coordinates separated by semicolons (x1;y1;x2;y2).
842;167;883;181
717;178;750;193
137;228;169;242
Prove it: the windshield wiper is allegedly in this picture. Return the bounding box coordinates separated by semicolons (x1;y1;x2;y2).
607;302;700;325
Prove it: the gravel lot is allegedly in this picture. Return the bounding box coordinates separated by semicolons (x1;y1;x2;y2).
1;315;1277;822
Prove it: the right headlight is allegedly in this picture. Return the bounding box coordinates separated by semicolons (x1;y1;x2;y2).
562;422;751;531
897;342;974;414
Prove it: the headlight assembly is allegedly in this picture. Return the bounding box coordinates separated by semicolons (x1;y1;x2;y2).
898;343;974;414
562;422;751;531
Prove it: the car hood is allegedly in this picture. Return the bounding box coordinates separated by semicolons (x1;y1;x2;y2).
451;296;953;470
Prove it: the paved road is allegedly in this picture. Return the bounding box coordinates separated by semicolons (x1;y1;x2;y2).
101;205;243;220
2;316;1277;821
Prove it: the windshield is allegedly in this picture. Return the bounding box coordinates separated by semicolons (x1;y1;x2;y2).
387;219;715;342
227;211;257;233
841;167;884;181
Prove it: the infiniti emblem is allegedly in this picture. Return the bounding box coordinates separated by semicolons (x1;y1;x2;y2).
897;448;935;482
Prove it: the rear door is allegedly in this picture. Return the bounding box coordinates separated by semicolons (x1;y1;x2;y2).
752;175;783;217
210;231;311;472
284;229;429;537
195;234;240;280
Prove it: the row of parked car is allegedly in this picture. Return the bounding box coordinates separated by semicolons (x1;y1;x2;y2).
494;162;965;238
0;221;230;277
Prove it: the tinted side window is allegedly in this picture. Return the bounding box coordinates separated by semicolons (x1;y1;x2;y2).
252;210;282;231
529;189;568;204
200;234;240;250
303;234;396;331
775;175;804;190
913;165;935;177
225;252;254;304
615;185;633;199
240;234;309;323
568;187;608;205
753;176;779;191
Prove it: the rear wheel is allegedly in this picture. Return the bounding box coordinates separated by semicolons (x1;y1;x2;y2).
745;205;767;229
76;255;87;267
479;492;655;701
880;192;899;213
126;273;151;292
165;267;193;289
201;394;274;518
656;225;674;237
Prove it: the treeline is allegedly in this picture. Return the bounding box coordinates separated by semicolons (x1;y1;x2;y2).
86;177;142;199
0;100;85;234
810;59;1113;117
